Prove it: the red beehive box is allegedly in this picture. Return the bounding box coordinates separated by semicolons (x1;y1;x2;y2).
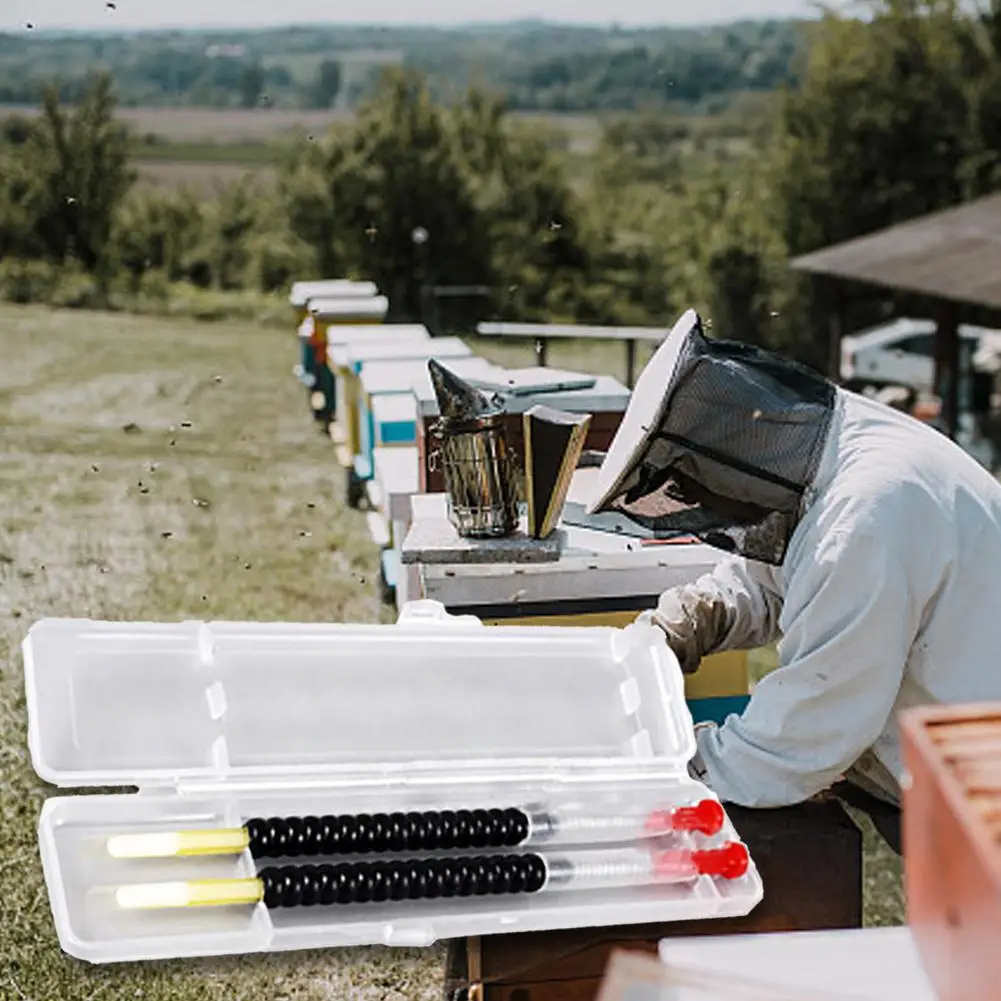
902;702;1001;1001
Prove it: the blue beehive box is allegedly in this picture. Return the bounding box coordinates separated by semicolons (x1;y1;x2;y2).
325;326;431;449
344;339;474;480
355;357;500;483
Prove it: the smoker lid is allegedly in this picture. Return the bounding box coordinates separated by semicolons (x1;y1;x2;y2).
428;358;505;422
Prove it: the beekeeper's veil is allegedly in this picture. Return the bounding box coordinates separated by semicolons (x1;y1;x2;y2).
587;310;836;565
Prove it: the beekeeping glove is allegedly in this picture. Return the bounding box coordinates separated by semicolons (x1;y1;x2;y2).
640;585;734;674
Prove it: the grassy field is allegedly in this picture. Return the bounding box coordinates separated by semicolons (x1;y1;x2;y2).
134;159;278;192
2;105;354;142
2;103;605;191
134;141;282;165
121;108;602;191
0;305;900;1001
131;139;278;192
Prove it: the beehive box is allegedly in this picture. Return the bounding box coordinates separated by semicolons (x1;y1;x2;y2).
902;702;1001;1001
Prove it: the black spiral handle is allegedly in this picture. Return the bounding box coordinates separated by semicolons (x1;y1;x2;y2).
258;852;549;908
246;809;533;859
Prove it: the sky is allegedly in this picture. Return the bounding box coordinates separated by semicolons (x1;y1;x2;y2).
2;0;815;31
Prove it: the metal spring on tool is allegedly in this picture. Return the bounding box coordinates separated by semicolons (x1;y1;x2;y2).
246;809;532;858
541;814;636;840
258;853;548;908
557;856;649;887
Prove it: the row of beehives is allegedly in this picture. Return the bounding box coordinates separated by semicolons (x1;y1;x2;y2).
286;279;755;729
288;279;638;604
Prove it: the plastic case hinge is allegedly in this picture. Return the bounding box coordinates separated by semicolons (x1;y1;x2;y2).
396;599;483;627
382;923;435;948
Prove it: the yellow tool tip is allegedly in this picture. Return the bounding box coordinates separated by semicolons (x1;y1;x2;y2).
116;881;192;910
106;828;248;859
115;878;263;910
107;833;183;859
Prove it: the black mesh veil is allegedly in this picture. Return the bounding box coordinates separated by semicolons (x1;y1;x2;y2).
602;316;836;565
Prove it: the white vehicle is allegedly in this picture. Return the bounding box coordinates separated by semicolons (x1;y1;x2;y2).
841;318;1001;472
840;318;1001;393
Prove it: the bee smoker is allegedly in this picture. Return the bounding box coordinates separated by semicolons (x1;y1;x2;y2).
428;359;521;539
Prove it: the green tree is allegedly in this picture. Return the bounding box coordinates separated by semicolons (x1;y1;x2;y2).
771;0;1001;338
0;144;42;262
1;73;135;274
311;59;342;109
111;186;205;286
205;179;265;290
285;69;493;320
239;63;265;109
0;114;35;145
278;136;350;280
448;85;596;321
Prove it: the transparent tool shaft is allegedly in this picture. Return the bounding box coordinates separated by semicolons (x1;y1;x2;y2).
546;843;749;892
114;843;750;911
532;799;725;847
106;800;726;860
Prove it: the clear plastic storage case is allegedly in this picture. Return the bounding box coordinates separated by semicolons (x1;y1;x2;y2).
23;600;762;964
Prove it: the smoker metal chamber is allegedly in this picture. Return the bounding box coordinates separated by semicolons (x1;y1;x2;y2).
431;412;522;539
427;359;523;539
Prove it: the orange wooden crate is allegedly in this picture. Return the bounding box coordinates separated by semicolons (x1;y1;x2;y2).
902;702;1001;1001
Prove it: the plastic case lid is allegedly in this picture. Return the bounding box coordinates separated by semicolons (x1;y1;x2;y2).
23;601;696;791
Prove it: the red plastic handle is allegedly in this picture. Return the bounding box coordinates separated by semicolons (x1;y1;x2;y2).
691;842;750;879
652;841;749;881
644;799;725;837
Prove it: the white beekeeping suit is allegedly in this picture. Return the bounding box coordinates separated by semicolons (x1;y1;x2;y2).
588;309;1001;809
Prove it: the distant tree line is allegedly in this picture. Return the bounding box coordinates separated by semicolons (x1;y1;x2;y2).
0;2;999;369
0;20;803;113
0;50;344;111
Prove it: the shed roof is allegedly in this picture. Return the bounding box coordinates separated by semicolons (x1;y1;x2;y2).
789;193;1001;311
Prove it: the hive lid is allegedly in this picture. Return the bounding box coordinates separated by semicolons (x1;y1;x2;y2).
360;356;496;396
469;368;596;396
308;295;388;320
289;280;378;307
343;337;471;369
327;324;429;348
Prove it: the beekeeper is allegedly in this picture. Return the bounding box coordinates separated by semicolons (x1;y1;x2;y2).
587;309;1001;849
